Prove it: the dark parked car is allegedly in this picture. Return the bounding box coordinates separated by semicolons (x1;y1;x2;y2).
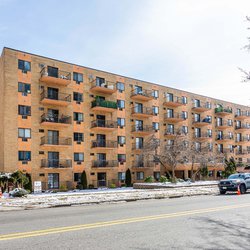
218;173;250;194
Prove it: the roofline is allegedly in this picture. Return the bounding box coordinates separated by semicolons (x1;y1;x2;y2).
2;46;249;108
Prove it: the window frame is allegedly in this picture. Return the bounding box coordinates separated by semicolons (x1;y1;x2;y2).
18;151;31;161
18;105;31;116
74;153;84;162
18;128;31;138
73;72;83;83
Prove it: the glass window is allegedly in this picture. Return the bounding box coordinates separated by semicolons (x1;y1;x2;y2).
74;173;81;182
117;100;125;109
117;82;125;92
18;105;31;115
182;111;188;119
74;133;84;142
182;96;187;104
153;122;159;130
74;153;84;162
152;90;159;98
118;154;126;163
228;119;233;126
207;129;212;137
118;136;126;145
73;72;83;83
153;106;159;115
48;173;59;189
136;172;144;180
18;128;31;138
18;151;31;161
154;172;160;181
18;60;31;72
117;118;125;127
73;112;83;122
182;126;188;135
118;172;126;181
73;92;83;102
18;82;31;93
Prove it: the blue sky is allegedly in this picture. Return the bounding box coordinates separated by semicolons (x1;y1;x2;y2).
1;0;250;105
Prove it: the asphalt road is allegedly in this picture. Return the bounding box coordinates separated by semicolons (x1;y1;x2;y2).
1;194;250;250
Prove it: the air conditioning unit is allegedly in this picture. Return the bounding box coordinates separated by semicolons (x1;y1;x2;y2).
22;115;28;119
77;141;81;144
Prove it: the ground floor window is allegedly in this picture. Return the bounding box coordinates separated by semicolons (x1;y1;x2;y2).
118;172;126;181
48;173;59;189
74;173;81;182
136;172;144;180
154;171;160;181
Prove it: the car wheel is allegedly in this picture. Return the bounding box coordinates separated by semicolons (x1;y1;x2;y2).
240;184;246;194
220;190;226;195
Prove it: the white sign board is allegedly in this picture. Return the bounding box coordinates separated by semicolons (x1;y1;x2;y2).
34;181;42;194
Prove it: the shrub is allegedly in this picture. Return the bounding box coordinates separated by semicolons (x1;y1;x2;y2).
159;176;169;183
144;176;154;183
10;188;28;197
125;168;132;187
76;183;83;190
109;183;116;188
80;171;88;189
59;185;67;192
120;183;127;187
88;184;94;189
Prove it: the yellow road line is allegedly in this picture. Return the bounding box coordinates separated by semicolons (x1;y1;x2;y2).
1;203;250;241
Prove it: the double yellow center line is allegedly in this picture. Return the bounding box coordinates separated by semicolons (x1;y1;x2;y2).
1;203;250;241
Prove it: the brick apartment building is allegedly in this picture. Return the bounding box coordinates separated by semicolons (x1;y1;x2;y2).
0;47;250;189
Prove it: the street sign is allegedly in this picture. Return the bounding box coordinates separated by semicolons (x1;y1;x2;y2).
34;181;42;194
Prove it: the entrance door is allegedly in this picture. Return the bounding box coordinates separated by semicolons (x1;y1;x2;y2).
48;173;59;189
47;87;59;100
97;173;106;187
48;130;59;145
48;152;59;168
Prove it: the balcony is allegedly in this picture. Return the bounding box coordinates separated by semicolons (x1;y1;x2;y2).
92;160;118;168
131;125;154;136
131;89;153;102
90;80;116;94
41;113;71;127
235;149;250;156
131;106;154;118
164;112;186;123
193;132;212;141
40;136;72;147
235;111;250;120
91;120;118;133
164;130;177;139
163;96;184;107
131;161;154;168
41;159;72;168
192;102;211;112
91;140;117;150
40;67;71;86
235;136;250;144
215;121;233;130
215;107;232;116
217;149;233;154
40;90;71;106
216;135;234;143
91;99;117;113
235;124;250;132
192;117;211;127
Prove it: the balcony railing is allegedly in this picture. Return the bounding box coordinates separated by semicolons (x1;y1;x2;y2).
40;136;72;146
217;149;233;154
131;125;154;133
235;149;250;155
215;121;233;127
131;89;153;99
216;135;234;141
91;99;117;109
164;112;186;120
235;111;250;118
164;96;184;106
215;107;232;114
91;140;117;148
132;142;144;150
235;124;250;130
91;120;118;129
193;117;212;125
41;159;72;168
132;161;155;168
40;90;71;102
41;113;72;124
92;160;118;168
131;106;154;116
91;79;116;91
235;136;250;143
41;67;71;80
192;101;211;110
193;132;212;139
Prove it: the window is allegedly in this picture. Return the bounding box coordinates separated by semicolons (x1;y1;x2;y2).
182;126;188;135
229;145;234;153
18;151;31;161
73;112;83;122
73;92;83;102
154;172;160;181
194;113;200;122
74;153;84;162
18;128;31;138
74;173;81;182
117;82;125;92
18;82;31;94
18;105;31;116
166;93;173;102
118;136;126;145
207;129;212;137
48;173;59;189
194;99;200;108
117;118;125;127
153;106;159;115
194;128;201;137
167;124;174;134
74;133;84;142
117;100;125;109
153;122;159;130
167;109;174;118
118;172;126;181
182;96;187;104
195;142;201;152
118;154;126;163
207;143;213;152
206;102;211;109
182;111;188;119
136;137;143;149
136;172;144;180
96;77;105;86
228;119;233;126
152;90;159;98
18;60;31;72
73;72;83;83
228;132;233;139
